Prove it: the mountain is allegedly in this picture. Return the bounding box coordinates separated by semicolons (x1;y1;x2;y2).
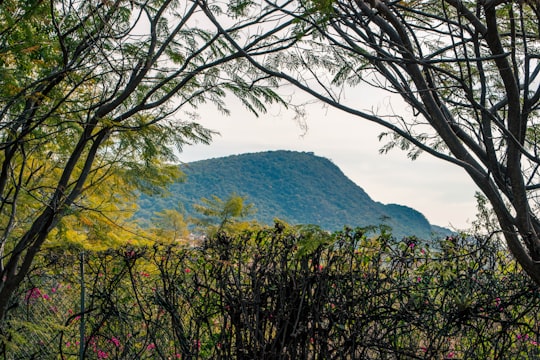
137;150;450;239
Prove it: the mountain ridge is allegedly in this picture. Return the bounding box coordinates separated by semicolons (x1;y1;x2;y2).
137;150;450;239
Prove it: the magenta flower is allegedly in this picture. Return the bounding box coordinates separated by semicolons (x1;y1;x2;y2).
110;337;120;347
147;343;156;351
25;288;42;301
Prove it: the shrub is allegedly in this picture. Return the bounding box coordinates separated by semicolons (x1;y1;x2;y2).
3;224;540;359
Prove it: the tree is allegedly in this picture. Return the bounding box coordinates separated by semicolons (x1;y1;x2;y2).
192;193;256;236
0;0;297;323
212;1;540;282
149;207;189;242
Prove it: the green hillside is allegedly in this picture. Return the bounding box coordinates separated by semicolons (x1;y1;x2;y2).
137;150;449;239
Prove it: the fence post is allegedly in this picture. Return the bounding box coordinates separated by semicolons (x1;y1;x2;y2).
79;251;85;360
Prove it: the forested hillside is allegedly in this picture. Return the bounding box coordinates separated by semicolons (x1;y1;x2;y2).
138;151;448;239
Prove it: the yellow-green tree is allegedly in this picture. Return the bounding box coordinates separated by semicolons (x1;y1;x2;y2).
192;194;256;236
148;208;190;243
0;0;296;322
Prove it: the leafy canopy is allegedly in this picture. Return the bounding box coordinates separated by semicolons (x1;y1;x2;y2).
0;0;297;322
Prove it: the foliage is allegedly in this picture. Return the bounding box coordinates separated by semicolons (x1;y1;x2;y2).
5;225;540;359
192;193;256;236
137;150;446;239
237;0;540;283
0;0;298;323
147;207;190;243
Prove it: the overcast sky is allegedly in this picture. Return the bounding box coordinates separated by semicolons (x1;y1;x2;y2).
178;90;479;230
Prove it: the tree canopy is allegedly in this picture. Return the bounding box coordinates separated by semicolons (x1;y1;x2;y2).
0;0;296;322
223;0;540;284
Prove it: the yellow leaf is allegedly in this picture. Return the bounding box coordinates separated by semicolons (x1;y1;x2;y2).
21;45;40;54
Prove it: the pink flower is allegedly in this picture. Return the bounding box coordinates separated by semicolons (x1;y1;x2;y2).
446;352;455;359
110;337;120;347
147;343;156;351
97;350;109;359
25;288;42;301
184;268;191;273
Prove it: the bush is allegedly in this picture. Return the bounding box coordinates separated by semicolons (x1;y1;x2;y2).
3;224;540;359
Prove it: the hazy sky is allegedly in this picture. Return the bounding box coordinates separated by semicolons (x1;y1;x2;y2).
179;91;479;230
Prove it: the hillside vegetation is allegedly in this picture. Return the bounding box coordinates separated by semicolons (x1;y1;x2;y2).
138;150;448;239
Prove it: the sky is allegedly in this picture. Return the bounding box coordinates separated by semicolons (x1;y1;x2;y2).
178;91;480;230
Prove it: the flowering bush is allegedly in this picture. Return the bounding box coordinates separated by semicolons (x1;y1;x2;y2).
4;224;540;359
